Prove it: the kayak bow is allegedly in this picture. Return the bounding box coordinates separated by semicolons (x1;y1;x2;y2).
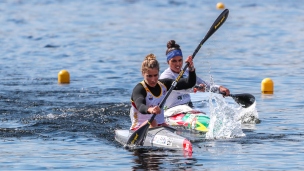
115;126;193;153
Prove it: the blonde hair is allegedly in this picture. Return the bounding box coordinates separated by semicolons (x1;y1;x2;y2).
141;53;160;73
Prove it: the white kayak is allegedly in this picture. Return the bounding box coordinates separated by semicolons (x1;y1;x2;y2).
115;126;193;153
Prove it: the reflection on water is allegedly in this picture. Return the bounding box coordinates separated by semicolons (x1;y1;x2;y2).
132;148;198;170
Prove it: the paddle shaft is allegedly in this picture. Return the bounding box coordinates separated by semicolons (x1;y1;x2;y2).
220;91;240;98
194;85;255;108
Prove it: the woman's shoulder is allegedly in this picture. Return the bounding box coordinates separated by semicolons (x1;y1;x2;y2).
132;82;144;91
135;81;145;87
160;68;174;79
132;82;147;96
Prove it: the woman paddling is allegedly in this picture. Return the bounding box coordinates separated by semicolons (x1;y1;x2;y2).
130;53;197;130
159;40;230;110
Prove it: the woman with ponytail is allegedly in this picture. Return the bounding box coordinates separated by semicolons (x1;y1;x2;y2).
160;40;230;110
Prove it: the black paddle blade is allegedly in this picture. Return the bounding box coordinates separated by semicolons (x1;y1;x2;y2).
126;123;150;146
230;93;256;108
192;9;229;59
205;9;229;42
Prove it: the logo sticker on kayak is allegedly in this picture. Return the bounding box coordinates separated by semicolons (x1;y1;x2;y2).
152;135;173;146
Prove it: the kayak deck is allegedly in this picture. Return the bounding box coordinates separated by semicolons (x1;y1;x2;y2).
165;111;210;132
115;126;192;153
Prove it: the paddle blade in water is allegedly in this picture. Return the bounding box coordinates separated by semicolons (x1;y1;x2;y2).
126;123;150;146
231;93;256;108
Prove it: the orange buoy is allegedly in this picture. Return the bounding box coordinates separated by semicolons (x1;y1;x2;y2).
58;70;70;84
261;78;274;94
216;2;225;10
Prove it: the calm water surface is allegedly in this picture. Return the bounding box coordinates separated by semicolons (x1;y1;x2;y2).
0;0;304;170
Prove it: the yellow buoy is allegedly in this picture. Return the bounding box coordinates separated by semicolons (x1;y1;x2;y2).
216;2;225;10
261;78;273;94
58;70;70;84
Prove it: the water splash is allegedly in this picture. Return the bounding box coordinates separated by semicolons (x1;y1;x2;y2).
237;101;260;124
206;92;245;139
204;73;246;139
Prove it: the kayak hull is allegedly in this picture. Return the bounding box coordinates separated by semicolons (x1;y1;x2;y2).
115;126;192;153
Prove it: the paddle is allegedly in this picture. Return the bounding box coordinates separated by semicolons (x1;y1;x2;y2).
221;92;256;108
125;9;230;147
194;85;256;108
